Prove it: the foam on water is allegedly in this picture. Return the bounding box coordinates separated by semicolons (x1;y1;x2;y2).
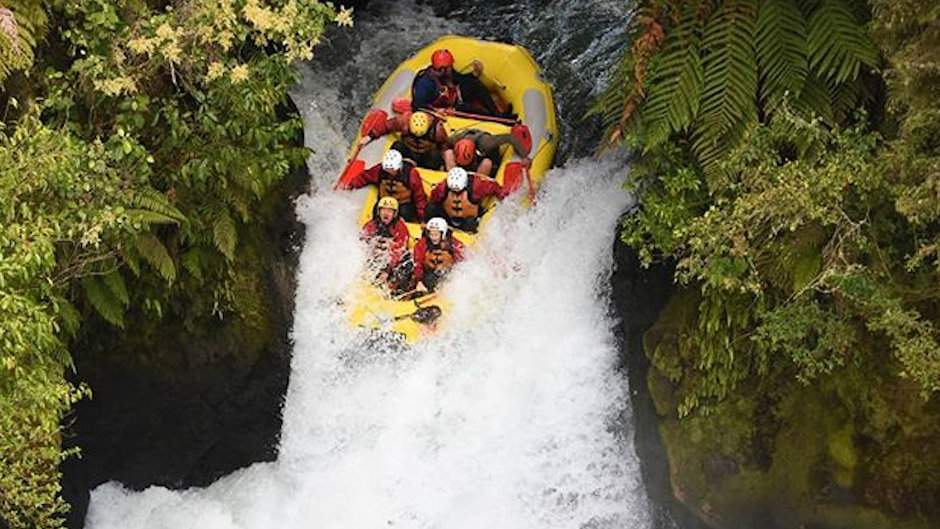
86;155;649;529
85;2;651;526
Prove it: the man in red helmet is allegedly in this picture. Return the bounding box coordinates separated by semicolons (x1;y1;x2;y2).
411;49;504;117
443;129;531;176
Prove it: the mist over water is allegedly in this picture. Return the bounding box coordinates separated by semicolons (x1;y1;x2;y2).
85;2;651;527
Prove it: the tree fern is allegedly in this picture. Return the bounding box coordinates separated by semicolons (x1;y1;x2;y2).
694;0;759;168
0;0;46;84
641;3;705;149
806;0;878;84
756;0;809;107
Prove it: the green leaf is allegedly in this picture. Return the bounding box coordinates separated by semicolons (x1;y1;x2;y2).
806;0;878;84
82;276;125;328
756;0;809;107
694;0;760;169
134;232;176;283
212;210;237;260
642;4;705;148
131;187;187;223
101;270;129;306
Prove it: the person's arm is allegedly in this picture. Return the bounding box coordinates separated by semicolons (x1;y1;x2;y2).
344;164;380;189
452;238;466;263
412;239;427;283
429;180;447;204
366;113;409;141
484;134;528;159
409;168;429;219
359;220;376;241
389;220;410;269
434;121;449;147
474;176;507;201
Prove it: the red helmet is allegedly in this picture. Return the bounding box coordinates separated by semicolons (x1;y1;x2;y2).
431;49;454;69
454;138;476;166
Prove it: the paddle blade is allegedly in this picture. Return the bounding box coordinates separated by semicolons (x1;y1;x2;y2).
503;161;524;194
337;159;365;189
510;124;532;156
411;305;442;324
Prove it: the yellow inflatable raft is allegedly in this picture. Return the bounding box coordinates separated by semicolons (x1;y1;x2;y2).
337;35;559;342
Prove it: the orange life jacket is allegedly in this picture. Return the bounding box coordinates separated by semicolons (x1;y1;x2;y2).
402;119;439;154
423;237;456;274
442;178;481;220
378;163;415;204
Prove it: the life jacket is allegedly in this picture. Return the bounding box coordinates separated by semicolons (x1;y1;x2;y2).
412;67;459;108
442;177;481;220
371;219;395;251
378;163;415;204
402;120;439;155
422;236;456;274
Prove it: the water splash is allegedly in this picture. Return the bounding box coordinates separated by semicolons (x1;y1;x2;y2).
87;156;649;529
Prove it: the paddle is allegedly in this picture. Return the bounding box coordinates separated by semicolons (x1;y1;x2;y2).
393;305;442;323
333;142;364;190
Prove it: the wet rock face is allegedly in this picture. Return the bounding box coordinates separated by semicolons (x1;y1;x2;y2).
59;159;308;529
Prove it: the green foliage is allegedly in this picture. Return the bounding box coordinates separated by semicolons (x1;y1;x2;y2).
609;0;940;425
595;0;877;170
1;0;350;526
0;0;47;84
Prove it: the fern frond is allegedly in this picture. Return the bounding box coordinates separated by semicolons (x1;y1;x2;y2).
0;1;46;84
793;72;833;121
642;3;705;148
55;297;82;336
125;208;182;226
695;0;760;167
101;269;129;306
181;245;208;282
806;0;878;84
756;0;809;107
134;232;177;283
82;275;126;328
212;208;237;260
132;187;187;223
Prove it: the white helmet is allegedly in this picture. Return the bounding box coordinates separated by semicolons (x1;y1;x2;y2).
447;167;468;191
382;149;403;172
427;217;448;236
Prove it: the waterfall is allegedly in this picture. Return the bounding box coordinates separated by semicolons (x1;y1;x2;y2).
85;2;650;527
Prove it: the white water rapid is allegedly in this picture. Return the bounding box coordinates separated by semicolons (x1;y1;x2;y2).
85;2;651;528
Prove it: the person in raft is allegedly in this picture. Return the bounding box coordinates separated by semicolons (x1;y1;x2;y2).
360;196;413;292
443;129;531;177
425;167;506;233
340;149;427;222
357;110;448;170
413;217;465;294
411;48;506;117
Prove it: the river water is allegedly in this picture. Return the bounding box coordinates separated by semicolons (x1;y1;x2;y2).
85;1;656;527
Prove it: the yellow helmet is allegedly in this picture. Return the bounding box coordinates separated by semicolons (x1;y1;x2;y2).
409;112;431;136
377;196;399;212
